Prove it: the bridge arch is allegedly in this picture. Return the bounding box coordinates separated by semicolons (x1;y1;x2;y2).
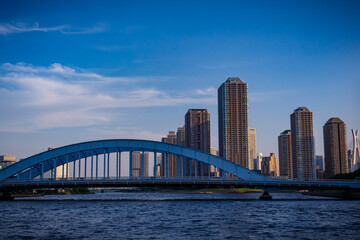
0;139;268;181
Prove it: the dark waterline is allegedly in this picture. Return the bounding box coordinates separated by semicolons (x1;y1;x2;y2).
1;192;359;239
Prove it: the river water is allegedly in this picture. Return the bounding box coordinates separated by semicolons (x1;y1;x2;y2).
1;192;359;239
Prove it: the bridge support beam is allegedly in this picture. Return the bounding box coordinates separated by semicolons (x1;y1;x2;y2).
0;191;14;201
259;191;272;200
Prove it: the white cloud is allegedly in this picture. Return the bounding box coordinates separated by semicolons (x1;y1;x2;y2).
0;63;216;132
0;22;106;35
195;87;217;96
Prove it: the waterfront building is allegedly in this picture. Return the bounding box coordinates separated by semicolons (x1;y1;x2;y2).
185;109;211;176
261;153;279;177
218;77;249;168
132;151;149;177
316;155;324;170
161;131;177;177
0;155;16;170
249;128;257;170
278;130;291;177
323;118;348;178
290;107;316;180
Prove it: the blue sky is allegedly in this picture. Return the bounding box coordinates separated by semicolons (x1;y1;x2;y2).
0;0;359;160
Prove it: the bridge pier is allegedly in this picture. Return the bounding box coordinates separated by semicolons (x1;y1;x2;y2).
259;191;272;200
0;191;14;201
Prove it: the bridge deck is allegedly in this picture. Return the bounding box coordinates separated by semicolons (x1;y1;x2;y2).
1;178;360;191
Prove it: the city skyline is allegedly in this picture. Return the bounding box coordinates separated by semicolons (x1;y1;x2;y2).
0;1;359;161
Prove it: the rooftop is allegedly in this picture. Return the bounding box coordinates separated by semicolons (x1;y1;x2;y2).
294;107;311;113
225;77;244;84
325;117;344;125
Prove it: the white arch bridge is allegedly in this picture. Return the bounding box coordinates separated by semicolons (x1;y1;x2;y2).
1;139;359;192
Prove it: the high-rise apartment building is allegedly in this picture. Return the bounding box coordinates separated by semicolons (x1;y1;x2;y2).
218;77;249;168
278;130;291;177
261;153;279;177
290;107;316;180
323;117;348;178
249;128;257;170
185;109;210;176
132;151;149;177
161;131;177;177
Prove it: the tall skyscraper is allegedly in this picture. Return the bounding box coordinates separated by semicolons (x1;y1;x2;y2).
161;131;177;177
218;77;249;168
249;128;257;170
185;109;210;176
278;130;292;177
261;153;279;177
290;107;316;180
323;118;348;178
132;151;149;177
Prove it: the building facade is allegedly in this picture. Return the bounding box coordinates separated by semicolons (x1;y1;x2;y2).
323;118;348;178
315;155;324;171
261;153;279;177
290;107;316;180
249;128;257;170
278;130;291;177
185;109;210;176
254;153;262;171
218;77;249;168
0;155;16;170
176;126;185;147
132;151;149;177
161;131;177;177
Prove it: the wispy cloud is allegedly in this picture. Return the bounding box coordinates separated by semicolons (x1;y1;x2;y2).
195;87;217;96
0;63;215;132
0;22;106;35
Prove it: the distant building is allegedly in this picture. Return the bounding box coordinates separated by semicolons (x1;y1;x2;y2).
185;109;210;176
210;146;218;156
290;107;316;180
351;129;360;171
0;155;16;170
323;118;348;178
316;166;326;179
218;77;249;168
278;130;291;177
261;153;279;177
176;126;185;146
210;147;219;176
316;155;324;171
249;128;257;170
254;153;262;171
161;131;177;177
348;149;353;172
132;151;149;177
